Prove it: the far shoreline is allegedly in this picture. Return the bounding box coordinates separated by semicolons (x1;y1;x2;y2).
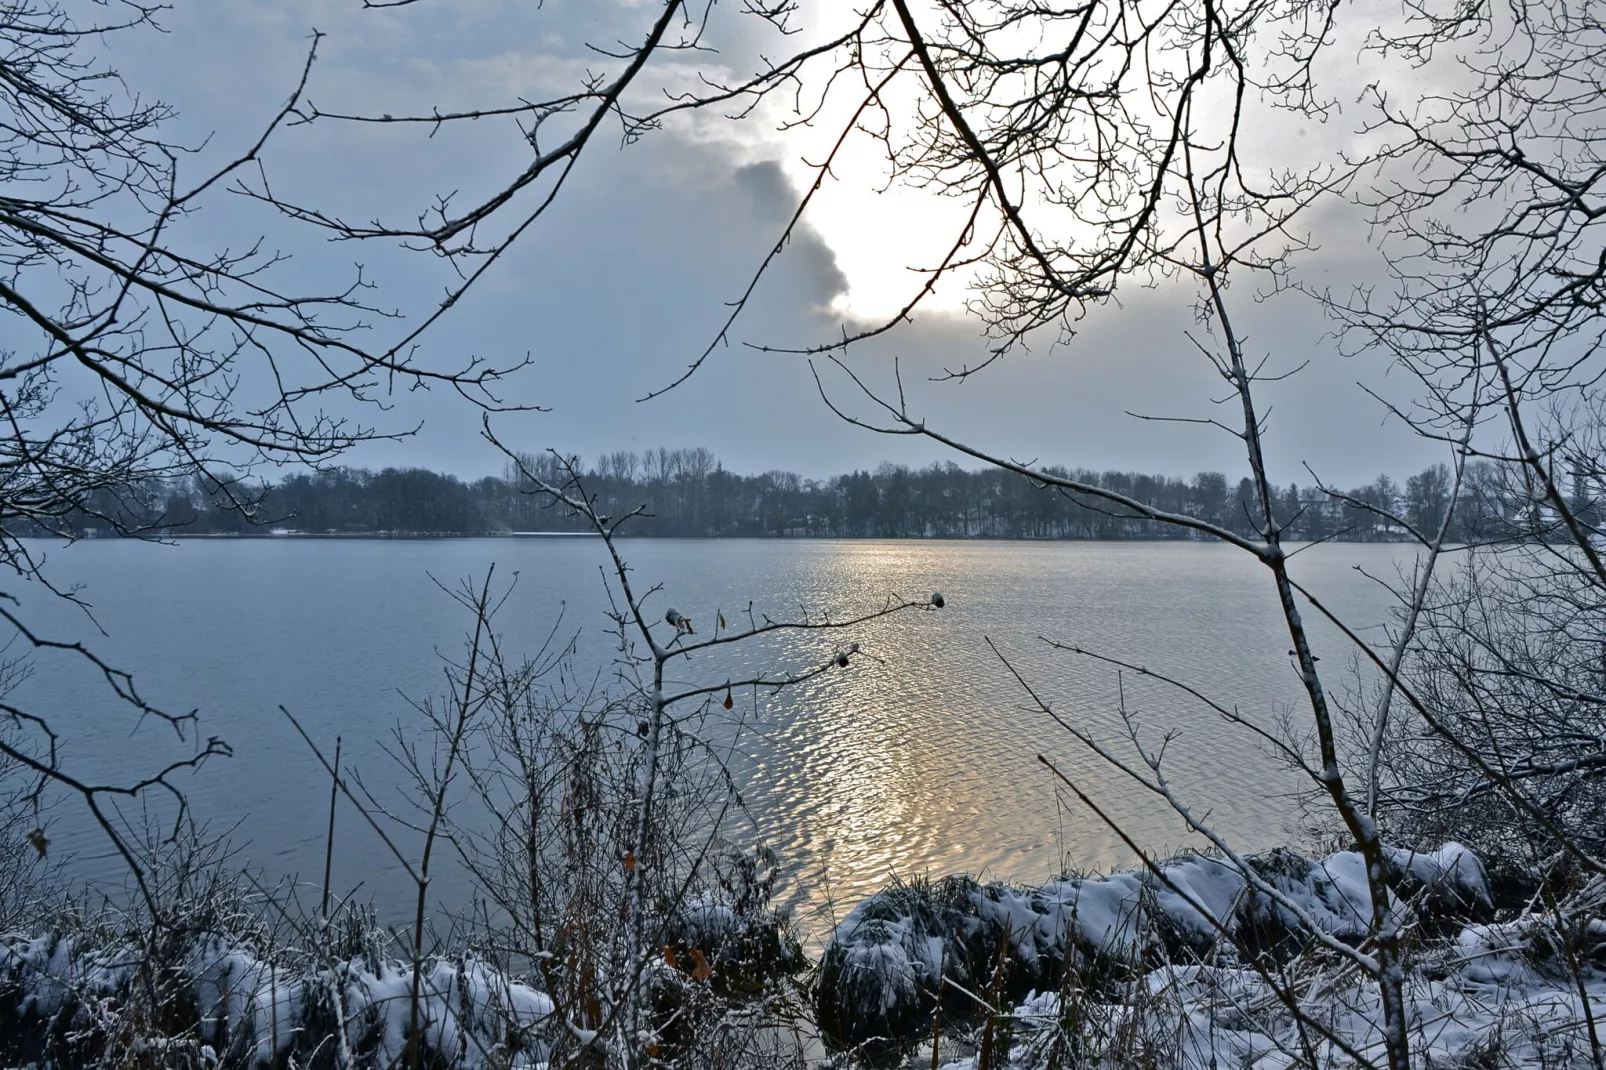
53;529;1421;544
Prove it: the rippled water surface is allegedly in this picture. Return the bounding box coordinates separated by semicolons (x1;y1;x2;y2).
11;537;1413;932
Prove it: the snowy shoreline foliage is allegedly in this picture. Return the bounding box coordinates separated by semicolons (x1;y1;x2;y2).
815;843;1491;1049
1;930;557;1069
16;842;1606;1069
995;946;1606;1070
0;888;804;1070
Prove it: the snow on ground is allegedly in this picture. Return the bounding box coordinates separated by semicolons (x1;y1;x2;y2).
989;935;1606;1069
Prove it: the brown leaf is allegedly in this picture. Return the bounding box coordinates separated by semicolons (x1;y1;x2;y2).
25;828;46;859
664;945;678;968
718;613;726;631
689;947;712;981
623;850;636;871
722;687;733;710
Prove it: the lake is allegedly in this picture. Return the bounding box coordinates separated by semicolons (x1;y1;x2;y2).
6;537;1414;936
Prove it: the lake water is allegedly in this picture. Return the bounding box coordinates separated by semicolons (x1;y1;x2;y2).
6;537;1414;936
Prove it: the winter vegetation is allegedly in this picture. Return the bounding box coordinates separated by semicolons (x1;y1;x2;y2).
63;457;1475;541
7;0;1606;1068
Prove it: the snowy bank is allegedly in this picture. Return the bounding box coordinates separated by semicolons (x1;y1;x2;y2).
989;902;1606;1070
0;889;804;1070
0;930;556;1069
816;843;1491;1049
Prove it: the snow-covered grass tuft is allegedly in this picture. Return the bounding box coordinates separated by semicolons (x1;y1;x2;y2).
816;842;1495;1054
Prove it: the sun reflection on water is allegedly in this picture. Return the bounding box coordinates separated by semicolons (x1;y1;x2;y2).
697;538;1399;931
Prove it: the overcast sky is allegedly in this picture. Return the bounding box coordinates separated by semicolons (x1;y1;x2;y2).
95;0;1445;488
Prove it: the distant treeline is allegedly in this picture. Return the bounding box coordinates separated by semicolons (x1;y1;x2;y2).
50;447;1548;542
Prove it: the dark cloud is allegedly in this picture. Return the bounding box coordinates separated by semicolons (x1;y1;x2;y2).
731;162;850;309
